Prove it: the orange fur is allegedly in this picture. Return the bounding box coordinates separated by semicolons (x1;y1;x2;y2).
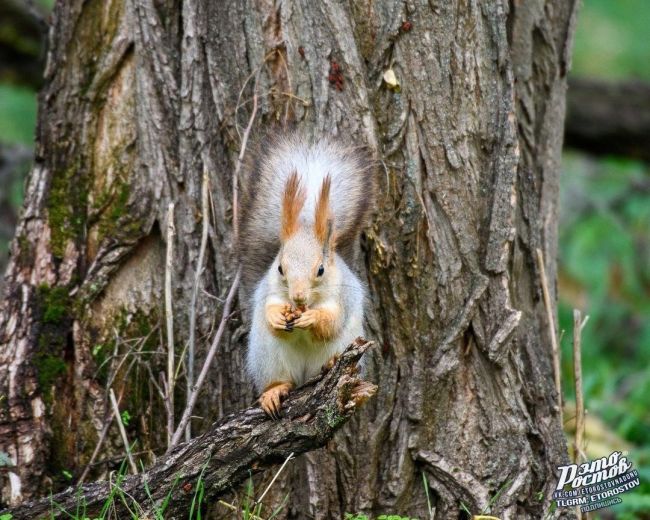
265;303;289;335
281;170;306;241
311;307;339;341
262;380;293;392
259;380;294;417
314;175;332;245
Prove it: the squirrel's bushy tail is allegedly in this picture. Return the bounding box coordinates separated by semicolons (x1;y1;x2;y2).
238;133;376;296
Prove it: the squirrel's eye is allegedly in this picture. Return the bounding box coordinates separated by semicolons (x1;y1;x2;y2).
317;264;325;277
278;264;284;276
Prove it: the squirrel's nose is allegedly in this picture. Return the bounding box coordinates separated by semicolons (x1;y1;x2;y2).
292;291;306;305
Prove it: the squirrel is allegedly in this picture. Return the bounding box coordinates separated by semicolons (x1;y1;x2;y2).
239;134;375;417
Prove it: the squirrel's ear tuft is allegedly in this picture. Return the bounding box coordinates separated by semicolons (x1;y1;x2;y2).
314;174;333;246
322;218;335;255
281;170;306;241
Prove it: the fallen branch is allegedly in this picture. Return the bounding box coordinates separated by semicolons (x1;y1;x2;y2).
2;339;376;519
0;0;47;89
565;77;650;162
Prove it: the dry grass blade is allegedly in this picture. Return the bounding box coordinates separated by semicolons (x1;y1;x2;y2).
256;452;294;506
109;388;138;475
536;248;561;414
573;309;589;464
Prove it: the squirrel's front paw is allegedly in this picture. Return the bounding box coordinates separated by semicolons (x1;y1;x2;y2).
259;381;294;419
266;305;289;332
291;309;317;329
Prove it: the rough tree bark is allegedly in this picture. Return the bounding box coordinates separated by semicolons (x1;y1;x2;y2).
0;0;578;518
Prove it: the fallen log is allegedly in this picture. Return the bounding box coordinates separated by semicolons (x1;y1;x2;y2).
2;338;376;519
565;77;650;162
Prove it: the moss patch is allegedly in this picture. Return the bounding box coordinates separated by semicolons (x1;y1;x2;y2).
324;404;345;429
95;180;139;242
38;285;70;324
35;354;67;390
35;284;73;405
47;161;87;258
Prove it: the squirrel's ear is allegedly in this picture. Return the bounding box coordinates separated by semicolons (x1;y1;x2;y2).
281;170;306;242
322;218;335;255
314;174;333;246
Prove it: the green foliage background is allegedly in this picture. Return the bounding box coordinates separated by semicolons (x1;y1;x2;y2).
561;1;650;517
0;84;36;144
0;0;648;518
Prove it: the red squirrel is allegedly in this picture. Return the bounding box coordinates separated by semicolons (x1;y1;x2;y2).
239;134;375;417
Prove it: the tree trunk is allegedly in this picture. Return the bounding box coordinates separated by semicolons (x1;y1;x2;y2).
0;0;578;518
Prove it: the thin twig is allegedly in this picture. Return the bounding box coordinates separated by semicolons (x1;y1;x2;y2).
79;406;117;485
165;202;176;447
160;372;174;443
573;309;589;465
536;248;561;413
78;341;146;484
186;170;210;442
173;65;258;446
77;408;115;486
168;267;242;450
233;70;260;244
109;388;138;475
256;452;294;505
139;358;166;402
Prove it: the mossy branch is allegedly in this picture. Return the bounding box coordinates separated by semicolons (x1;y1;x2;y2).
1;339;376;519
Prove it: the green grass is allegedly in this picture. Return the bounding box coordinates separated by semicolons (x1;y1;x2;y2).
345;515;417;520
28;458;294;520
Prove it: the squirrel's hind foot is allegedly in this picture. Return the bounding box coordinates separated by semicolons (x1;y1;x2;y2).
259;381;294;419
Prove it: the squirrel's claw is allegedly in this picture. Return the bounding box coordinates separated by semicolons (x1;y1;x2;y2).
259;381;293;419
